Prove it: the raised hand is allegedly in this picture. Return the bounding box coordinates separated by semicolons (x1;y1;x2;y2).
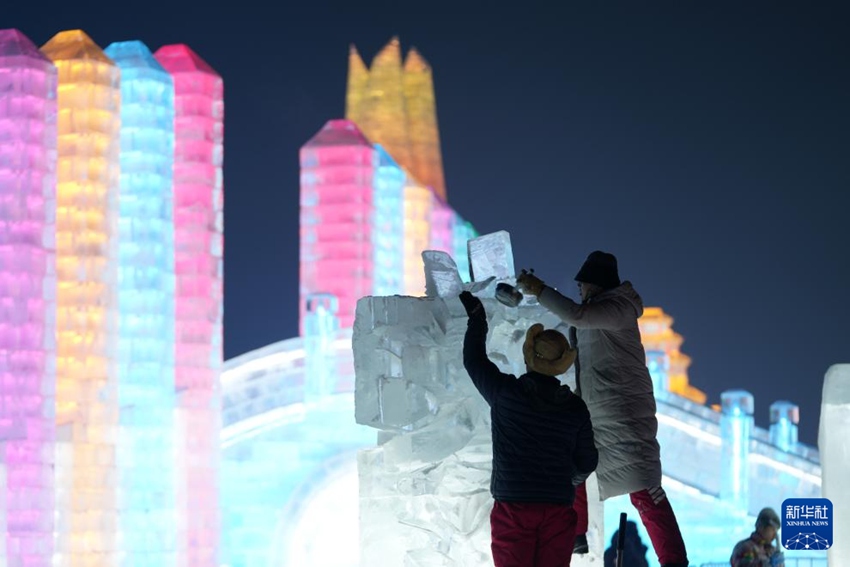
516;269;546;297
459;290;484;317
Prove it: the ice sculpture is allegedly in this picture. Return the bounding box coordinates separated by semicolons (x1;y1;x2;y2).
0;28;57;566
819;364;850;566
467;230;515;282
41;29;121;566
353;231;604;566
104;39;177;563
155;44;224;567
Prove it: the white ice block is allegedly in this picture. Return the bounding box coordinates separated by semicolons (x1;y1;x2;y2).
422;250;464;298
818;363;850;566
467;231;515;282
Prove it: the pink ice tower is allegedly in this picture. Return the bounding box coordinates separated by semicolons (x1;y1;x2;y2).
0;28;57;565
300;120;376;332
154;44;223;567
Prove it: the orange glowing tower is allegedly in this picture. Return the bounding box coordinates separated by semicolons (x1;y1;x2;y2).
41;29;121;566
639;307;706;404
346;38;446;201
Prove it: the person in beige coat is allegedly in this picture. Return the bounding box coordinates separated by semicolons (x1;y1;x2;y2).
517;251;688;567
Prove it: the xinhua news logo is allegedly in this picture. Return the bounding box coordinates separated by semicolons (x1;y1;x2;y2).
781;498;832;550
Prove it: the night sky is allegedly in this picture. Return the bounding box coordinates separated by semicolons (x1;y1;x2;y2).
8;1;848;446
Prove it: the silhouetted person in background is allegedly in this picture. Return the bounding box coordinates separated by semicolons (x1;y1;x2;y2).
459;290;598;567
730;508;785;567
604;520;650;567
518;251;688;567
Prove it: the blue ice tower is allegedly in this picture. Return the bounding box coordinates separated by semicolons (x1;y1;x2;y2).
104;40;177;563
720;390;754;513
372;145;405;296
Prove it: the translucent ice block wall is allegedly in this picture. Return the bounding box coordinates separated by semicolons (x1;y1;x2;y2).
154;44;223;567
104;40;177;564
299;120;375;332
371;145;404;296
41;29;121;566
819;364;850;566
0;28;57;565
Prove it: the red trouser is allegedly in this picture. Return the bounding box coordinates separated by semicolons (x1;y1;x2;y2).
491;501;578;567
573;482;688;565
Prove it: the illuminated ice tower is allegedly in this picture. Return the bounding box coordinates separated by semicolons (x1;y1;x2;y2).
0;28;57;566
638;307;706;403
155;44;224;567
302;41;476;332
41;29;121;566
104;39;177;564
346;38;446;201
300;120;382;332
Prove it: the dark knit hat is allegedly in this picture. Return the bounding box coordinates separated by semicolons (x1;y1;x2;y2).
756;507;780;530
575;251;621;290
522;324;576;376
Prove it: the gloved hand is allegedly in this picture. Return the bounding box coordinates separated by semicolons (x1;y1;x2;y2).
769;551;785;567
459;291;484;318
516;269;546;297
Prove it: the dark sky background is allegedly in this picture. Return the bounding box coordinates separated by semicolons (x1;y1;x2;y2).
7;1;848;446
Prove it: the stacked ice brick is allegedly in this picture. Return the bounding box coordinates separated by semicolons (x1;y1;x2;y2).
299;119;477;339
0;28;224;566
104;40;177;562
0;29;57;566
352;231;606;565
154;44;224;567
40;30;122;566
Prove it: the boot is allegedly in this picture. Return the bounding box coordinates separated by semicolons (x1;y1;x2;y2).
572;533;589;554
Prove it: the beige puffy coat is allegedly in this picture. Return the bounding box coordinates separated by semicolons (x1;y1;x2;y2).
538;282;661;500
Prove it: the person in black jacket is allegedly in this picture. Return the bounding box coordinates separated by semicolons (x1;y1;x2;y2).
459;291;599;567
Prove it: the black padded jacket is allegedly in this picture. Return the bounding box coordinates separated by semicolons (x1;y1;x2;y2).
463;309;598;505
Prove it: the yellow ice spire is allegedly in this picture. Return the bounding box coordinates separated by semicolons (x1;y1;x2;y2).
356;37;411;168
404;46;446;201
346;44;368;124
346;37;447;200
